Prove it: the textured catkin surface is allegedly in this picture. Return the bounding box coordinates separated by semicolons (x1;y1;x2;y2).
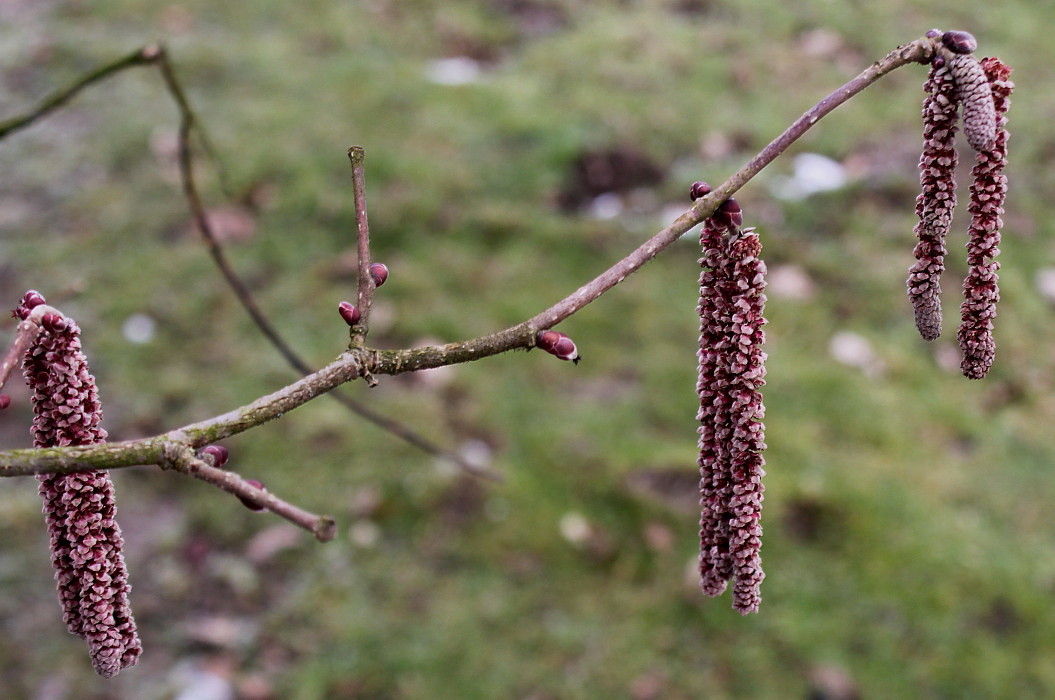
20;308;141;678
958;57;1013;380
697;223;768;614
907;60;959;341
950;53;998;152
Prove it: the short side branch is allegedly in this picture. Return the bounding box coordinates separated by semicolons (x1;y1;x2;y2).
161;444;336;541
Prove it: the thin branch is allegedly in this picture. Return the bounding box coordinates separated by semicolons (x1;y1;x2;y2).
0;36;934;483
0;46;160;139
151;49;498;480
161;444;336;542
348;146;375;337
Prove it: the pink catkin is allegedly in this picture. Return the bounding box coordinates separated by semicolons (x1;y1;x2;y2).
20;308;141;678
697;217;734;597
958;57;1013;380
907;59;959;341
697;217;767;614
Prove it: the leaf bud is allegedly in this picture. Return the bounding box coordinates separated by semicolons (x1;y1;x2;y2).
200;444;229;468
942;30;977;55
338;301;361;326
690;181;712;201
0;395;10;411
369;262;389;288
239;479;267;511
716;198;743;228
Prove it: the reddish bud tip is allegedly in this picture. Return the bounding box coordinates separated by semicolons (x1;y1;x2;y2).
552;335;580;363
932;55;946;69
200;445;229;468
942;30;977;55
369;262;389;288
338;301;361;326
40;312;67;333
0;395;10;411
239;479;267;511
536;330;579;363
926;28;942;39
689;181;712;201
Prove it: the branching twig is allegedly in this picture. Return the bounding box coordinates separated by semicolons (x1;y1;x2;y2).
0;44;496;481
0;35;936;489
161;443;336;542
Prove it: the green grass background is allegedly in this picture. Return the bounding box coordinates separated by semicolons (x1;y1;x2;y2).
2;1;1054;697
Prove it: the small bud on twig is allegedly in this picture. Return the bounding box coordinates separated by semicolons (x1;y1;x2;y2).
715;198;743;229
338;301;361;326
942;30;978;55
690;181;712;201
200;444;229;468
536;330;581;364
238;479;268;511
0;395;10;411
369;262;389;288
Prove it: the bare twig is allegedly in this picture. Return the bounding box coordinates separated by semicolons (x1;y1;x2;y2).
348;146;375;337
161;443;336;541
0;46;159;139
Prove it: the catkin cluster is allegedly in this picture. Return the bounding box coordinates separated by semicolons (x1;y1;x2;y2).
908;31;1012;380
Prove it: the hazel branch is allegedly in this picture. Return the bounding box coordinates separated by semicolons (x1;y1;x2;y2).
0;35;934;483
160;444;336;542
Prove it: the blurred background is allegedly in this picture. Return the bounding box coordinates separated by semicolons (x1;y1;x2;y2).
1;0;1053;697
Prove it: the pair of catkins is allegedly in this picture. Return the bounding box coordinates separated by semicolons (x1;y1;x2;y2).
694;30;1013;615
908;29;1013;379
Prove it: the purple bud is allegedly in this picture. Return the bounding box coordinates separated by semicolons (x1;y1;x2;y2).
536;330;561;353
338;301;361;326
41;313;68;333
200;445;229;468
926;28;942;39
0;395;10;411
239;479;267;511
932;55;946;69
942;30;977;55
536;330;579;363
369;262;389;288
690;181;712;201
551;335;580;363
716;198;743;228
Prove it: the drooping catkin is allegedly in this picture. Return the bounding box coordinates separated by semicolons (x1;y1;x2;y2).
959;57;1013;379
15;295;141;678
907;60;959;341
697;204;767;614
